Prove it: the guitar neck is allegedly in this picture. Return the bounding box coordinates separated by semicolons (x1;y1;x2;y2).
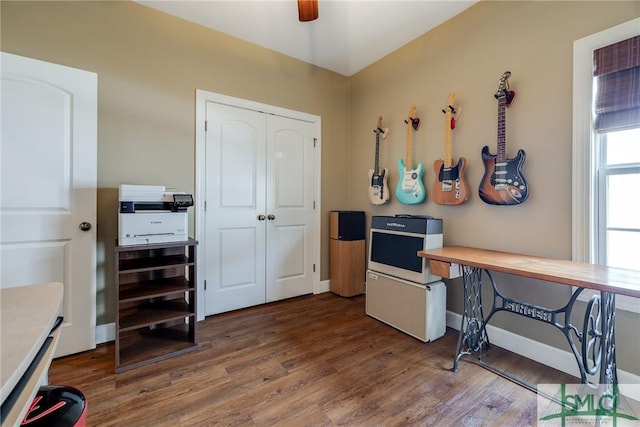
405;118;413;168
444;115;453;168
497;96;507;162
374;133;380;174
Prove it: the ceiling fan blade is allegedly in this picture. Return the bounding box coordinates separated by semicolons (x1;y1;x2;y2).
298;0;318;22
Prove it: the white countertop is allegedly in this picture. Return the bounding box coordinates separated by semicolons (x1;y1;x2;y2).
1;282;63;405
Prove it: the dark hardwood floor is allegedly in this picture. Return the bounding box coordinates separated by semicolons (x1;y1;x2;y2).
50;292;576;426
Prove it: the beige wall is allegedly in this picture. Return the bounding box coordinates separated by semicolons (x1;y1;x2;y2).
2;1;639;374
1;0;351;325
349;1;639;374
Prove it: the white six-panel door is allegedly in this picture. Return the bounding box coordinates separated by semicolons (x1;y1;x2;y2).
203;101;315;315
1;52;97;357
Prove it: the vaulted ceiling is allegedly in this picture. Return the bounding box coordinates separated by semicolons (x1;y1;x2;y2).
136;1;477;76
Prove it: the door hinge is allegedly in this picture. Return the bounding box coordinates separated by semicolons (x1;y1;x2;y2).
313;200;316;209
313;264;316;273
204;201;207;211
204;280;207;291
313;138;317;148
204;120;208;132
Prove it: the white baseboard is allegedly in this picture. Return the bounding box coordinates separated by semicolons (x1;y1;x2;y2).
96;322;114;345
446;310;639;385
316;279;330;294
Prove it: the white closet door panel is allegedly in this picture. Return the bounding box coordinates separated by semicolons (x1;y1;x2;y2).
219;123;258;208
205;102;266;314
274;131;305;207
266;116;315;302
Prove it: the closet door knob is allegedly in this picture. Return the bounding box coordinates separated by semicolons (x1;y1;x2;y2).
267;214;276;220
258;215;266;221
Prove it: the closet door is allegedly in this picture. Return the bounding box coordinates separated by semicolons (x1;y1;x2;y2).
205;102;267;314
266;115;315;302
204;102;316;315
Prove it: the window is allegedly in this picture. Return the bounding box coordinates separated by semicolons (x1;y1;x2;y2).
573;18;640;313
596;128;640;271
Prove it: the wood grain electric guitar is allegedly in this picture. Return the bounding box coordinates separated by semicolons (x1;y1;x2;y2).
479;71;529;205
432;91;469;205
368;116;390;205
395;104;425;204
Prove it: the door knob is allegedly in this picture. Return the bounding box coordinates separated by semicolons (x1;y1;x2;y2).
267;214;276;220
79;222;92;231
258;214;266;221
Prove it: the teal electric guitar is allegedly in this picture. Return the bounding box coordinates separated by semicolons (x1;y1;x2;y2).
395;104;425;204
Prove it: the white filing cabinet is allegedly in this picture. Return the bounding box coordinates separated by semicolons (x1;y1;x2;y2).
366;270;446;342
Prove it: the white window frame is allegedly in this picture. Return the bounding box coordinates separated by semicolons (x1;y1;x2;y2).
572;17;640;313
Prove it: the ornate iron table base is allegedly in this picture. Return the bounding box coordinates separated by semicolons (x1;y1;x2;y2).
454;265;618;387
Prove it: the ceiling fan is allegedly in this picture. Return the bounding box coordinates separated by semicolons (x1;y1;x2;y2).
298;0;318;22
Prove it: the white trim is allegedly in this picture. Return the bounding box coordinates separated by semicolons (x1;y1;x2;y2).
194;90;322;321
572;18;640;313
446;311;639;385
96;322;115;345
317;279;331;294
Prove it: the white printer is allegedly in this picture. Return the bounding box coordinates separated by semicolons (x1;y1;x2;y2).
118;184;194;246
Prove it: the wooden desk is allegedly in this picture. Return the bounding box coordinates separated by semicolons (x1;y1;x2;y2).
418;246;640;388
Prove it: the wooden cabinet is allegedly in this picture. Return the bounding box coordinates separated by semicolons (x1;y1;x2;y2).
115;239;198;373
330;239;366;297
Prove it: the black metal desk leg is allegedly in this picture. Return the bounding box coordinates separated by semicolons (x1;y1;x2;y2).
453;266;490;371
600;291;617;386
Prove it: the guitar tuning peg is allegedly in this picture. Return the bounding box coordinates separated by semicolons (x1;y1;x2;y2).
441;109;447;114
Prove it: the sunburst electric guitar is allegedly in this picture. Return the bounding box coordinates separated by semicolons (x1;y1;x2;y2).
395;104;425;204
479;71;529;205
368;116;390;204
432;91;469;205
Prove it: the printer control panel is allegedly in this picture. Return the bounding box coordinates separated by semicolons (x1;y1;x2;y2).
172;194;194;211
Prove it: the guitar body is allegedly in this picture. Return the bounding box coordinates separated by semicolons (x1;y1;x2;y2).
368;167;389;204
395;159;425;204
431;157;469;205
478;146;528;205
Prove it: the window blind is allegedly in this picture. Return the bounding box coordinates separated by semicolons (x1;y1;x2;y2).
593;35;640;132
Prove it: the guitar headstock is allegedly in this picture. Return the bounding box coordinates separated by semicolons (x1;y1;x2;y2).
495;71;515;106
374;115;389;139
405;104;420;130
442;91;461;129
447;92;456;109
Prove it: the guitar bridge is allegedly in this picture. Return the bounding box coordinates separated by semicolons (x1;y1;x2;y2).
441;180;453;192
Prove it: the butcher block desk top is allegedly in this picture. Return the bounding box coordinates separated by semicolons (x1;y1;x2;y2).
418;246;640;299
1;282;63;426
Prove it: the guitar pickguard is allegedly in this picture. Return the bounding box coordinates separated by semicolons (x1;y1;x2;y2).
395;160;425;204
479;146;529;205
368;168;389;204
432;158;469;205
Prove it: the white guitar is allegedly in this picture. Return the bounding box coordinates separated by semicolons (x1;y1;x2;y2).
368;116;390;204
